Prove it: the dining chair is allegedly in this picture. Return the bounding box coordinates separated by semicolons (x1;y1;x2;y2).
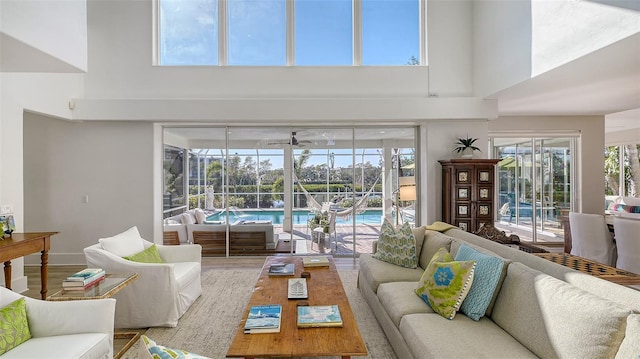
613;216;640;274
569;212;617;266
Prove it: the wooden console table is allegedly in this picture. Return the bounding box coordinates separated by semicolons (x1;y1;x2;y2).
0;232;58;299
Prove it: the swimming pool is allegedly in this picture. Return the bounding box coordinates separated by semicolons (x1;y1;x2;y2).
206;209;383;225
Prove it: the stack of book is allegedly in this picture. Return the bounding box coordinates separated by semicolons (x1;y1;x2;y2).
62;268;106;290
244;304;282;334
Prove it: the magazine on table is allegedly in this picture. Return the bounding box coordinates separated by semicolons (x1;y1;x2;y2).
302;256;330;268
268;263;295;276
244;305;282;334
297;305;343;328
288;278;308;299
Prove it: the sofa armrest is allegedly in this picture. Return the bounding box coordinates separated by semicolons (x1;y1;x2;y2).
372;240;378;254
26;297;115;338
156;243;202;263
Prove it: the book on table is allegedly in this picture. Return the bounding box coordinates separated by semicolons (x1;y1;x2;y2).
244;305;282;334
302;256;330;268
62;275;106;290
268;263;295;276
66;268;104;281
288;278;308;299
63;269;106;288
297;305;343;328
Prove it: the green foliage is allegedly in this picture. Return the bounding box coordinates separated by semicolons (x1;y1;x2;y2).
454;136;481;153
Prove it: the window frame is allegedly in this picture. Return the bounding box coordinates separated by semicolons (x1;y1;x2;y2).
154;0;426;67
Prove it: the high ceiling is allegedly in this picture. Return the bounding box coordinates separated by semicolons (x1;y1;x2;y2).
491;33;640;134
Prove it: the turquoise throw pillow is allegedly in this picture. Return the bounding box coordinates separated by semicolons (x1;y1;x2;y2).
373;219;417;269
454;244;506;321
123;244;164;263
0;298;31;355
141;335;210;359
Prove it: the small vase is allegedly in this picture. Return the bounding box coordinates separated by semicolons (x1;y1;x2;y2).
460;148;474;159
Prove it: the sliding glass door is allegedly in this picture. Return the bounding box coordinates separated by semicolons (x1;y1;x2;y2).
163;125;417;257
493;136;575;243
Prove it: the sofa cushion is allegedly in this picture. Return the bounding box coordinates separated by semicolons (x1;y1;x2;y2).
181;213;195;225
419;231;453;269
373;220;418;269
140;335;210;359
0;298;31;355
123;244;165;263
454;244;507;321
616;314;640;359
411;226;426;261
194;208;207;224
0;333;111;359
98;226;145;257
359;254;424;293
491;262;633;359
416;249;476;320
415;247;452;302
377;282;433;327
399;313;538;359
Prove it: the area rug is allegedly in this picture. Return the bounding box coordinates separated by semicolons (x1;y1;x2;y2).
121;268;397;359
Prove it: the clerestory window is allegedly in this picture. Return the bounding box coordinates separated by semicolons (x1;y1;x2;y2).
156;0;423;66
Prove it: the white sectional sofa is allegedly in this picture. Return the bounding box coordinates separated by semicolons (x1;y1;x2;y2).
358;225;640;359
163;209;278;255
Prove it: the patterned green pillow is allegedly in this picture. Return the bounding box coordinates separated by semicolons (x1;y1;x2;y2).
414;247;476;319
0;298;31;355
123;244;164;263
373;219;417;268
140;335;211;359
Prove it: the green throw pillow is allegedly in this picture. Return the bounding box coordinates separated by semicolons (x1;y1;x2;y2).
123;244;164;263
141;335;211;359
373;219;418;269
0;298;31;355
415;247;476;320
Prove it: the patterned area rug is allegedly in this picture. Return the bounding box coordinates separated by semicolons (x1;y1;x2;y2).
121;268;397;359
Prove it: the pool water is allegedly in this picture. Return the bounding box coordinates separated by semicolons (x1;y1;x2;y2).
206;209;383;225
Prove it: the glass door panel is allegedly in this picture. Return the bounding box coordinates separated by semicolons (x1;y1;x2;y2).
493;136;573;244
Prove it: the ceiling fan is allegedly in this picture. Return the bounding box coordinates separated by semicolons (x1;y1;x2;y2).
266;132;312;147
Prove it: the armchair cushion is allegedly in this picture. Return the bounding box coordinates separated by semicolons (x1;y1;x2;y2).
99;226;145;257
124;244;165;263
0;298;31;355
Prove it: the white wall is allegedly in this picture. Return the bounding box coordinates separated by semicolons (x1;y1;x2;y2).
422;120;491;224
426;0;473;97
489;116;605;215
23;113;155;265
0;0;87;72
473;0;639;97
0;73;83;290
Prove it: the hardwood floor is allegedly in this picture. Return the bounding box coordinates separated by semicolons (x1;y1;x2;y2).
22;256;360;300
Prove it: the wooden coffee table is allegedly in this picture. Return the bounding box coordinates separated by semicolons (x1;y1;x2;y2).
226;256;367;359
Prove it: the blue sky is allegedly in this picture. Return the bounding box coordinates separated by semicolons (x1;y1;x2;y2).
160;0;419;66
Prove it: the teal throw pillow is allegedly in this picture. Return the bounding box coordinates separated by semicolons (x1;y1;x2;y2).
141;335;210;359
0;298;31;355
414;247;476;319
373;219;417;269
454;244;506;321
123;244;164;263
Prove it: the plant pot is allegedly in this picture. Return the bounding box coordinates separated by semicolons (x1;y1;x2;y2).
460;148;475;159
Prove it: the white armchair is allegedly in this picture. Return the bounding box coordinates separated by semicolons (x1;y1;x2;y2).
83;227;202;329
0;286;115;359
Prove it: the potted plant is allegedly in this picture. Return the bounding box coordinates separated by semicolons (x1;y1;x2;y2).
454;136;481;158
